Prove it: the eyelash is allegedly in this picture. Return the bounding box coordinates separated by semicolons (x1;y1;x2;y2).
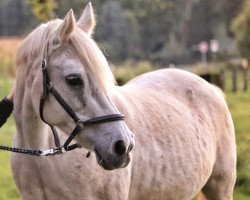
65;75;83;87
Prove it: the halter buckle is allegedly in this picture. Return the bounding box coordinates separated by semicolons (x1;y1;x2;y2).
40;147;66;156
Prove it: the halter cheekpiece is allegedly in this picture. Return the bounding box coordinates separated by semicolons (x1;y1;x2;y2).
0;43;124;157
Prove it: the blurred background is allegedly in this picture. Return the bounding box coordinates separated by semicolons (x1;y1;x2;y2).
0;0;249;199
0;0;245;64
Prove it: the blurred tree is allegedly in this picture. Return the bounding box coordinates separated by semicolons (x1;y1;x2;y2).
0;0;238;63
182;0;215;48
231;0;250;61
124;10;141;59
96;1;129;61
223;0;243;37
119;0;174;59
0;0;24;36
56;0;85;18
55;0;103;19
118;0;199;61
28;0;57;22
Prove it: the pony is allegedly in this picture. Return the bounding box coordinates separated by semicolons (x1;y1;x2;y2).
10;3;236;200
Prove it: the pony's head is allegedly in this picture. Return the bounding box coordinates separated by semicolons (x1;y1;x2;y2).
16;3;134;170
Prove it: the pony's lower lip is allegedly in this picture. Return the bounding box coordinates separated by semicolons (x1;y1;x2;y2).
94;148;114;170
94;148;130;170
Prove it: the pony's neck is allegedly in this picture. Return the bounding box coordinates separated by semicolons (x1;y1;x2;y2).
14;89;50;149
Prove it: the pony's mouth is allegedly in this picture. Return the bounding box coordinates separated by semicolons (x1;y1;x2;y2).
94;148;130;170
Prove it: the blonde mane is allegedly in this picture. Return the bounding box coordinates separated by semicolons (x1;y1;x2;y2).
17;19;115;92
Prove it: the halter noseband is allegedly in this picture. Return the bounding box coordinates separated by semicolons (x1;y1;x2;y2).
0;49;124;157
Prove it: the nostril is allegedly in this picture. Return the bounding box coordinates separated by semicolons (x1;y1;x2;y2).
114;140;126;157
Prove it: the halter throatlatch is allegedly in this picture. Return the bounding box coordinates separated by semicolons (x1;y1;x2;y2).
0;46;124;157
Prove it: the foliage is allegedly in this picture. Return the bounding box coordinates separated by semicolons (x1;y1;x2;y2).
120;0;199;60
183;0;215;48
113;60;154;85
0;0;25;36
223;0;243;36
55;0;97;18
0;0;244;63
231;0;250;61
27;0;57;22
96;1;129;61
189;62;226;75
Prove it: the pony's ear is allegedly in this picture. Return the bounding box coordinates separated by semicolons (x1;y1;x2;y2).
77;2;96;35
58;9;76;42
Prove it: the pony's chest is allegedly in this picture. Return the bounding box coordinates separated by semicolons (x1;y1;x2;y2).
11;154;130;200
11;157;76;199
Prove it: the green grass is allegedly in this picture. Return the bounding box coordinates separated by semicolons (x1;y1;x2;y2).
227;92;250;198
0;75;20;200
0;70;250;199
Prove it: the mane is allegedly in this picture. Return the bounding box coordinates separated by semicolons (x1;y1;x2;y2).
17;19;61;64
17;19;115;93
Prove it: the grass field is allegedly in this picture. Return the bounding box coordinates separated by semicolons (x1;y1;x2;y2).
0;75;20;200
228;92;250;199
0;38;249;199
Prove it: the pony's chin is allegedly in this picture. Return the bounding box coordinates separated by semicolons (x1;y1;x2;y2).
94;149;131;170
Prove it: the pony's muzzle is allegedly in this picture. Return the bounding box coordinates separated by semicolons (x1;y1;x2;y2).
94;137;134;170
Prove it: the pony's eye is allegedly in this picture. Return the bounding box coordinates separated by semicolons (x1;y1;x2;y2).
65;74;83;87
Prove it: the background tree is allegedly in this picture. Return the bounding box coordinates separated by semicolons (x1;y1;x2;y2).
120;0;200;62
231;0;250;61
96;1;129;61
182;0;216;48
0;0;24;36
55;0;103;19
0;0;244;64
28;0;57;22
223;0;243;37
